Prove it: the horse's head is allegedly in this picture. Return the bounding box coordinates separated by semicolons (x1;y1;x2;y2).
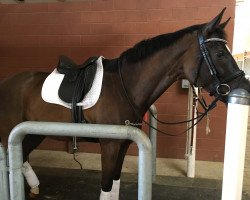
186;8;249;103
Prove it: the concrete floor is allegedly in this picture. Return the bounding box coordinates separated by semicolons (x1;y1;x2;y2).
30;150;224;179
28;167;244;200
29;150;250;199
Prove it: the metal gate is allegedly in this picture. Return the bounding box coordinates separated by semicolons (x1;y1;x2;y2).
0;105;158;200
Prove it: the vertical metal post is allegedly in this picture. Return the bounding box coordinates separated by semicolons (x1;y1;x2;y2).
222;89;250;200
8;143;24;200
8;122;152;200
186;86;198;178
0;143;9;200
149;104;157;181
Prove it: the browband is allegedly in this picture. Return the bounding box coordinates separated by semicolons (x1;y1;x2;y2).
204;38;228;44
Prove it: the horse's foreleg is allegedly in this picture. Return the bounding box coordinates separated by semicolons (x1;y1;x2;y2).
22;135;46;197
111;140;131;200
100;140;120;200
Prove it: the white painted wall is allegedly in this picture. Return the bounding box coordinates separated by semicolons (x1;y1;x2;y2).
233;0;250;55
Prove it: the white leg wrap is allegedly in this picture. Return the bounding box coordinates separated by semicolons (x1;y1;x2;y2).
111;179;120;200
22;161;40;195
99;190;111;200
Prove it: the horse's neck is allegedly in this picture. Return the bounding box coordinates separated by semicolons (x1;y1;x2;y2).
122;38;191;114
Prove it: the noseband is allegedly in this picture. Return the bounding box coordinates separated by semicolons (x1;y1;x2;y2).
194;30;245;96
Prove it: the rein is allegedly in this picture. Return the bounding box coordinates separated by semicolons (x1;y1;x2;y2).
118;58;218;136
118;30;245;136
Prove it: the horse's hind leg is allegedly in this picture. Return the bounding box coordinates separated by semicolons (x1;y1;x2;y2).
22;135;46;161
99;140;121;200
22;135;46;197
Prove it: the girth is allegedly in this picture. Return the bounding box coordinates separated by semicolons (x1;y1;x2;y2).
57;55;98;123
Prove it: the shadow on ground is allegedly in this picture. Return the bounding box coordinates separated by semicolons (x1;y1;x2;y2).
27;167;250;200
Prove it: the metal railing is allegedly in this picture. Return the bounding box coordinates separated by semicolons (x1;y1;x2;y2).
8;122;152;200
0;105;158;200
149;104;157;181
0;143;9;200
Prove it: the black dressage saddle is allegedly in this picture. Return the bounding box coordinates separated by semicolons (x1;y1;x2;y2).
57;55;98;123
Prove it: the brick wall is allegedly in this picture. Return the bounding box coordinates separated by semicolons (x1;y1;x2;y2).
0;0;236;161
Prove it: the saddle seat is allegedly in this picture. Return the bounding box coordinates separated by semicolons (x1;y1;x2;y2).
57;55;98;80
57;55;98;104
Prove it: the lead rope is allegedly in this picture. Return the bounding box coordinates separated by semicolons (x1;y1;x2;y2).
72;137;83;170
206;115;211;135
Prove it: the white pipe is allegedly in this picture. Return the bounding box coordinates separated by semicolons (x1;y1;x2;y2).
222;89;250;200
186;86;198;178
186;86;193;177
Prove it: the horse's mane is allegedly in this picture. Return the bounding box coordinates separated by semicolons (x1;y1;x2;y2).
120;24;226;63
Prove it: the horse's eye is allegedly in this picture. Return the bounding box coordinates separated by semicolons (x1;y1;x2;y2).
216;51;224;58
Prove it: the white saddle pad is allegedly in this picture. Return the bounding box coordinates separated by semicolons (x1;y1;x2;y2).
41;56;104;109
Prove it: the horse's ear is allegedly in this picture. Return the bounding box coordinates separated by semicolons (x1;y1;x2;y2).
220;17;231;29
203;7;226;35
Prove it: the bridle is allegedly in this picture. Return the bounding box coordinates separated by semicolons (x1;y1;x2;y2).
118;29;245;136
194;30;245;96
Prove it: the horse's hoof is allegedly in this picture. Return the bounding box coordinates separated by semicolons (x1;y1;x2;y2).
29;192;38;199
29;186;39;198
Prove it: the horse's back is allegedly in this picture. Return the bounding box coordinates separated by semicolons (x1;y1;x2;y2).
0;71;48;108
0;71;48;143
0;71;48;116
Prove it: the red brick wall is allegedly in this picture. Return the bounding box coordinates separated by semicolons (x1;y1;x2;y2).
0;0;236;161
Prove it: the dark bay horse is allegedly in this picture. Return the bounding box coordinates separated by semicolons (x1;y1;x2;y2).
0;8;250;200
